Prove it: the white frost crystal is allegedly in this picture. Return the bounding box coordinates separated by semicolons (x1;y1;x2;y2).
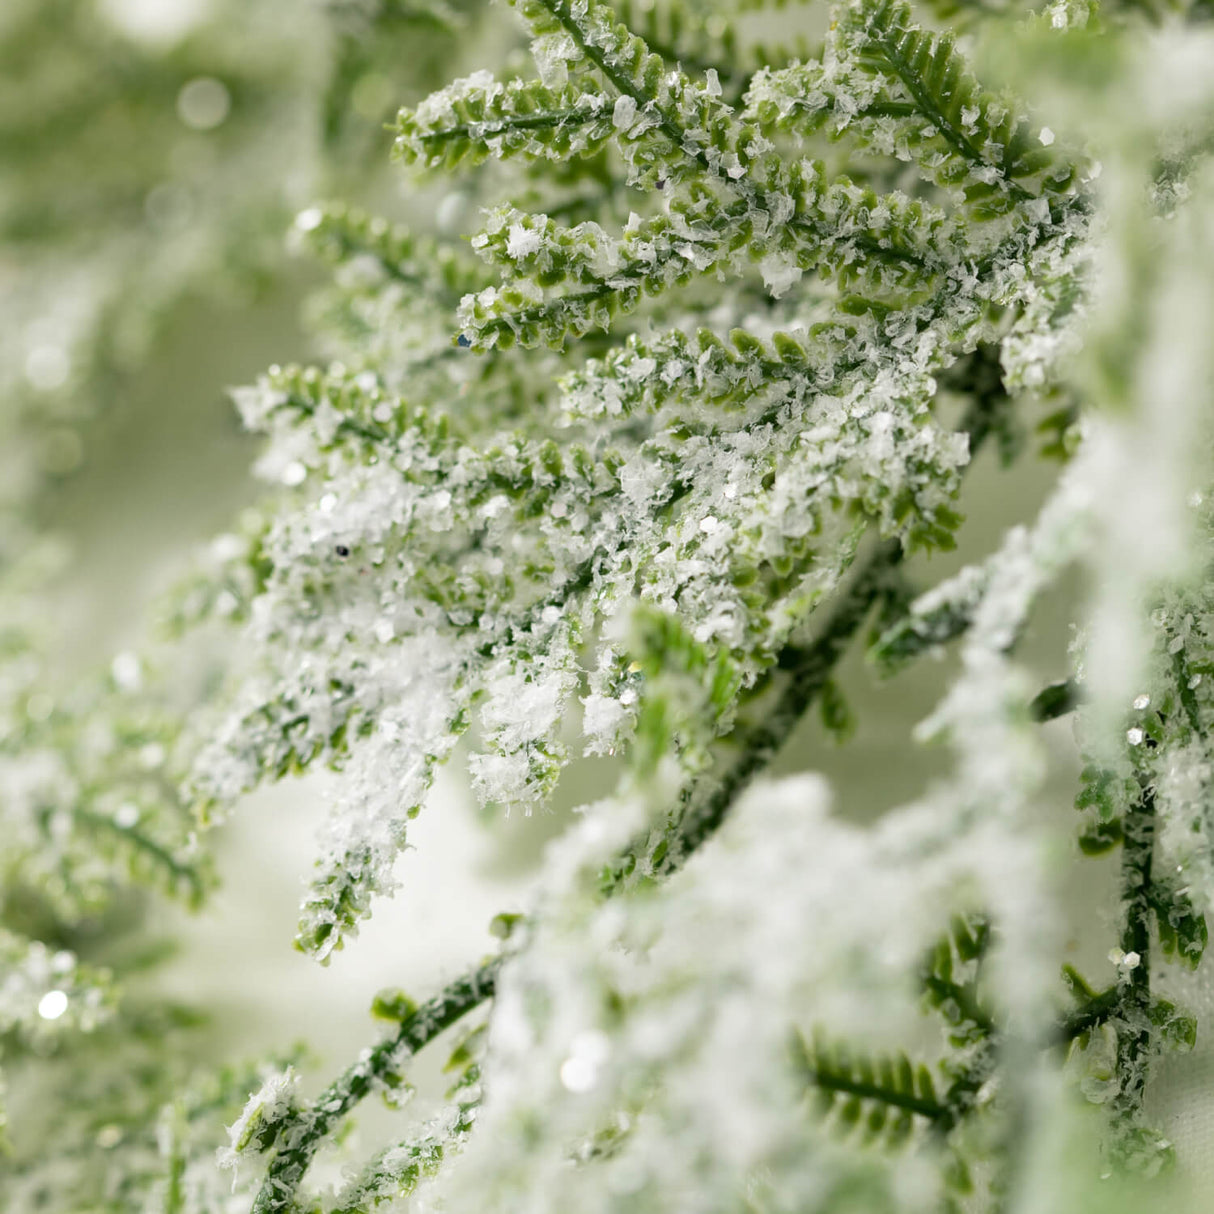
221;1067;300;1164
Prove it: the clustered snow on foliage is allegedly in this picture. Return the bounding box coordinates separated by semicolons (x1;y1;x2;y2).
9;0;1214;1210
191;0;1094;967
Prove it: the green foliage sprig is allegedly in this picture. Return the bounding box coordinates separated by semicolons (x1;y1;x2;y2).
12;0;1214;1211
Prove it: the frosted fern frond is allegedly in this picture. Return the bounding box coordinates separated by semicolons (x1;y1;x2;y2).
458;170;955;351
202;191;1032;953
747;0;1078;220
869;563;989;671
24;1;1214;1211
0;646;211;918
167;9;1159;1205
792;1030;949;1145
208;262;1059;961
420;772;1072;1214
394;74;617;170
194;364;613;951
920;913;995;1047
328;1090;481;1214
420;1;982;348
399;0;791;197
293;202;484;303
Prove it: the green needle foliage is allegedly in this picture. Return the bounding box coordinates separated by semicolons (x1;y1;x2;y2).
8;0;1214;1210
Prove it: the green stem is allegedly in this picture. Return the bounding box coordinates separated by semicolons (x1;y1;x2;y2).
73;807;206;904
1056;984;1120;1044
653;536;905;882
416;106;601;149
809;1066;948;1122
251;959;500;1214
1112;784;1156;1122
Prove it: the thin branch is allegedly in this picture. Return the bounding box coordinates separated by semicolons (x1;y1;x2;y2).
652;536;906;882
249;372;1006;1211
630;389;1000;883
250;958;501;1214
1112;783;1156;1121
1055;984;1120;1045
73;806;207;904
807;1065;948;1122
862;24;1033;204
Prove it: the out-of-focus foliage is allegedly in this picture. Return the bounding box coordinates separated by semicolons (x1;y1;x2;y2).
0;0;495;1202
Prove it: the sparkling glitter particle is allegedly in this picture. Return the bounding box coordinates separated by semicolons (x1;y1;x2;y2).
38;990;69;1021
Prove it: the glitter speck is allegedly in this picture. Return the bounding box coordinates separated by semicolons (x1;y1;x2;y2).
139;743;165;769
1133;694;1151;711
177;77;230;130
296;207;324;232
559;1030;610;1093
38;990;69;1021
1126;727;1144;746
560;1055;597;1092
25;344;71;391
114;804;140;829
1038;127;1055;147
111;652;142;692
